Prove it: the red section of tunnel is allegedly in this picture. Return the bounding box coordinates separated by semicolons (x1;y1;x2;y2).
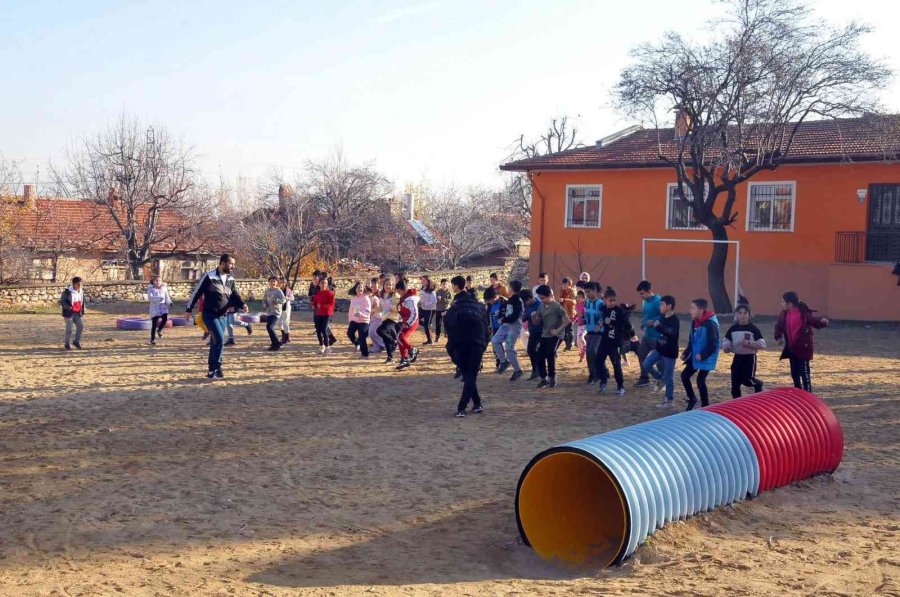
705;388;844;492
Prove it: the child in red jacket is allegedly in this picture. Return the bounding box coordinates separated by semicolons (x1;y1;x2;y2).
774;291;828;392
311;277;336;355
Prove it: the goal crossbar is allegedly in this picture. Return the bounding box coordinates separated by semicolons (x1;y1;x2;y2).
641;238;741;307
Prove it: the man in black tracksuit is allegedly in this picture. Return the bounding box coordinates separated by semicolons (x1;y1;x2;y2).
445;275;492;418
186;254;248;379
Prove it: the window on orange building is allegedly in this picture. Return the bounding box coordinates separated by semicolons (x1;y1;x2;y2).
666;184;705;230
747;182;795;232
565;185;602;228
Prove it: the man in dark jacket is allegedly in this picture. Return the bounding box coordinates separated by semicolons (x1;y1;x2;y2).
445;275;491;417
492;280;525;381
60;276;86;351
186;254;248;379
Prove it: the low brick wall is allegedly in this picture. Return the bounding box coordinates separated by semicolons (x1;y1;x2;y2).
0;264;519;311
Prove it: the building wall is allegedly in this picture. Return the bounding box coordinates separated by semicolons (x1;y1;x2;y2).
529;162;900;319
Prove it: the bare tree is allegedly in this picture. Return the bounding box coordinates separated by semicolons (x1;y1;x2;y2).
303;150;393;264
52;115;216;280
236;184;326;289
614;0;892;312
425;186;520;269
502;115;584;223
0;155;26;282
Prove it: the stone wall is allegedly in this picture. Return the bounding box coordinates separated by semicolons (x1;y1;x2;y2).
0;263;518;311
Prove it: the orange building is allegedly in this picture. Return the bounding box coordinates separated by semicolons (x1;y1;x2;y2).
502;118;900;321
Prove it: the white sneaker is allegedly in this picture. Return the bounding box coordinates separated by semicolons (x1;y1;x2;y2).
319;345;326;355
325;346;333;356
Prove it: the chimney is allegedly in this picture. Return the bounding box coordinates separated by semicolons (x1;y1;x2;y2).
22;184;35;209
278;184;292;211
402;192;415;221
674;108;692;141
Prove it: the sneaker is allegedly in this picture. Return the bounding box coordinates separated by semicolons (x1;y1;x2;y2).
224;338;236;346
453;370;462;379
246;324;253;336
655;380;664;392
497;361;510;374
409;348;420;363
269;343;281;351
455;411;466;418
214;369;224;379
753;381;764;394
396;358;410;370
634;379;651;388
585;377;596;385
537;379;550;389
359;354;369;359
527;371;539;381
615;386;626;396
73;342;82;350
320;346;327;355
597;382;608;394
509;370;523;382
149;340;156;346
472;405;484;414
65;344;72;351
325;346;333;356
685;400;697;411
548;377;557;389
157;329;163;339
422;340;433;346
202;332;210;341
656;400;675;408
385;357;394;364
206;370;216;380
578;353;585;363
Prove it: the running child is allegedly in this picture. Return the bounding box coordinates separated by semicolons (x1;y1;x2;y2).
522;289;542;380
347;281;372;358
377;282;400;362
681;298;720;410
279;279;294;344
434;278;451;342
395;279;420;370
311;276;336;355
262;276;286;351
722;303;766;398
534;285;569;389
774;291;828;392
597;287;635;396
492;279;524;381
418;275;437;345
147;275;172;345
642;295;680;408
559;277;577;351
224;307;253;346
574;290;587;362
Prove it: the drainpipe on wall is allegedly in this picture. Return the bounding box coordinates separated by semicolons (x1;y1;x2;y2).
529;171;545;274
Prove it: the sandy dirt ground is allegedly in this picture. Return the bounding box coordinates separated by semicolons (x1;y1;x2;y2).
0;304;897;596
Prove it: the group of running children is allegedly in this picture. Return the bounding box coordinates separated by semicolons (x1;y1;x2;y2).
133;257;829;415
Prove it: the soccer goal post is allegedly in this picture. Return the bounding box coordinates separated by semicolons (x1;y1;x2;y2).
642;238;741;310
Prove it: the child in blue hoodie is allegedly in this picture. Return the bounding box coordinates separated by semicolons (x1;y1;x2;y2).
681;298;720;411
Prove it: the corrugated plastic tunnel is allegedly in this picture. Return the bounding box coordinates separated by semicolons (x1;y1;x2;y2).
515;388;843;568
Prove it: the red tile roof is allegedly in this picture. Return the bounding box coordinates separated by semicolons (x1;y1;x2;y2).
1;197;226;254
500;116;900;171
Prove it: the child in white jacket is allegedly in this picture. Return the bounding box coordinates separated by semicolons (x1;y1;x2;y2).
148;276;172;345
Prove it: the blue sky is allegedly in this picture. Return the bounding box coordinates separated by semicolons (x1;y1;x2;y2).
4;0;900;192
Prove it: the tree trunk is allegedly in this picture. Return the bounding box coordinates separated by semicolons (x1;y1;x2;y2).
128;258;143;281
707;222;733;313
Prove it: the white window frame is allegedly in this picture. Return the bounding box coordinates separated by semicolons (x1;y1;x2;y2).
564;184;602;229
665;183;706;230
745;181;797;232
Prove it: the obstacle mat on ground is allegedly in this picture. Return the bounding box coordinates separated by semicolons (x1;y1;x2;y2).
514;388;843;568
115;317;175;330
